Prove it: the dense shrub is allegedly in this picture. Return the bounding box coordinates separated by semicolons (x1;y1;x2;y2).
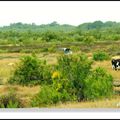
31;54;113;107
9;55;52;85
83;67;113;100
56;54;93;101
0;92;23;108
93;51;109;61
53;78;77;101
31;85;71;107
41;64;54;85
31;54;92;107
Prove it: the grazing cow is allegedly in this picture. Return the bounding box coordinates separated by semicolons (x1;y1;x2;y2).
64;48;72;55
111;59;120;70
59;48;73;55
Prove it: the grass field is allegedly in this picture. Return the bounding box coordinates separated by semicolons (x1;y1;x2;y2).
0;49;119;108
50;96;120;108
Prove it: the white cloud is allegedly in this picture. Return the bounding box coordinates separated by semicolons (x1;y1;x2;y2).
0;1;120;26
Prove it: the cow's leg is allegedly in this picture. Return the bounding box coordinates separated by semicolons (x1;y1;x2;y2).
115;66;117;71
116;62;120;71
117;64;120;70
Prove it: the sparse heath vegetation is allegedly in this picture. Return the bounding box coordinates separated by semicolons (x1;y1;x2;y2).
0;20;119;108
93;51;109;61
0;92;24;108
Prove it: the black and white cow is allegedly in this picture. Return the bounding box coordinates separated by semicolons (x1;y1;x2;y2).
59;48;73;55
111;59;120;70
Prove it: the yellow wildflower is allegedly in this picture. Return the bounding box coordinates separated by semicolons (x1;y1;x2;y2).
52;71;60;79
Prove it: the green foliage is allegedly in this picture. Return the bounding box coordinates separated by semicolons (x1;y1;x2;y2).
41;64;53;85
0;92;23;108
31;85;73;107
83;35;96;45
1;21;120;47
77;20;114;30
93;51;109;61
41;31;61;42
48;46;56;53
9;55;52;85
40;48;49;52
31;85;60;107
0;49;8;53
71;46;80;52
83;67;113;100
56;54;92;101
31;54;113;107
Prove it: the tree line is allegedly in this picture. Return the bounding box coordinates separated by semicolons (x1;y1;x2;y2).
0;21;120;45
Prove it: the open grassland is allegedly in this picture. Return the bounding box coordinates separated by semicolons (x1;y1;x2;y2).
0;53;120;84
0;42;120;108
0;85;40;107
93;60;120;81
0;52;59;83
50;95;120;108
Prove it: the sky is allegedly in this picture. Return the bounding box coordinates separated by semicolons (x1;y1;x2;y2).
0;1;120;26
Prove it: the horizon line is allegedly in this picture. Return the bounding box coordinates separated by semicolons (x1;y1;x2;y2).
0;20;119;27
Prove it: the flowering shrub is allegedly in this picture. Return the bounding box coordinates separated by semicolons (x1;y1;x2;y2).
52;71;60;79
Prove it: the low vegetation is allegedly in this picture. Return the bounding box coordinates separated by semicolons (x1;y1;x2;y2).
8;54;52;85
83;67;113;100
93;51;109;61
30;54;113;107
0;91;24;108
0;20;119;108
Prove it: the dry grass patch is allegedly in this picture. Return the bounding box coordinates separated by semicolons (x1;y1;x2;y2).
0;84;41;107
0;59;19;84
51;96;120;108
15;85;40;97
0;53;57;84
92;60;120;81
0;85;40;96
0;84;40;107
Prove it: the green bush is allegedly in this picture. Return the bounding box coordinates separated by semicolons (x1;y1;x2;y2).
93;51;109;61
56;54;92;101
31;54;92;107
8;55;51;85
42;65;53;85
0;92;23;108
52;77;77;102
31;85;60;107
31;54;113;107
31;85;73;107
83;67;113;100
